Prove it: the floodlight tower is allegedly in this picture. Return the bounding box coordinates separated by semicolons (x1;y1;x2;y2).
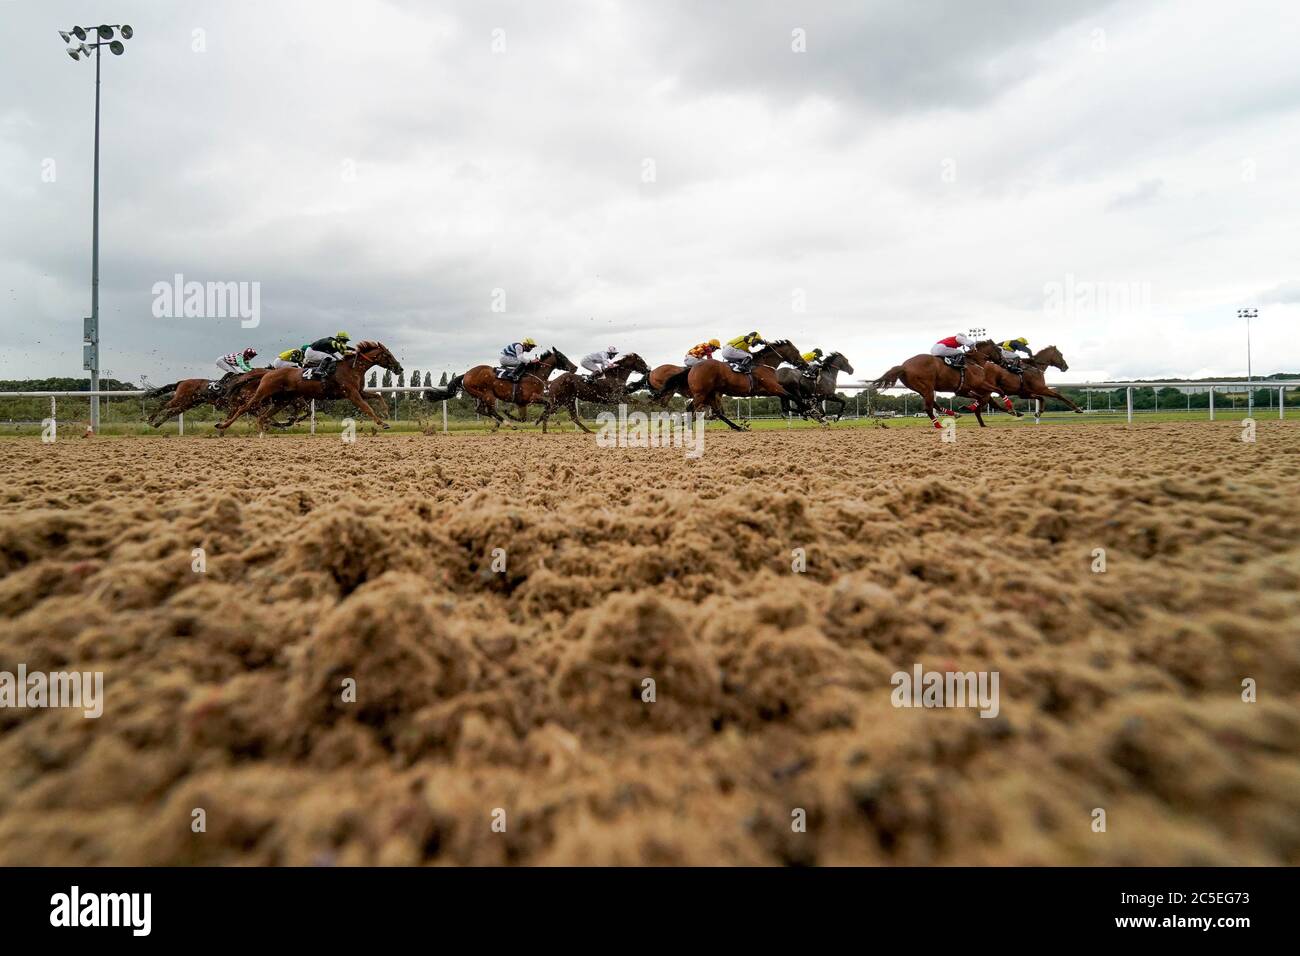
58;23;134;431
1238;307;1258;417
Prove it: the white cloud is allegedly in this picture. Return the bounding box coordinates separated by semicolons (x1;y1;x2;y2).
1;0;1298;385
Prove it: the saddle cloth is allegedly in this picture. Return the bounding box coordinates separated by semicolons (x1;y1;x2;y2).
942;356;965;368
727;361;752;374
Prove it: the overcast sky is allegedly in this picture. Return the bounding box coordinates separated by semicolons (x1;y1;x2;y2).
2;0;1298;385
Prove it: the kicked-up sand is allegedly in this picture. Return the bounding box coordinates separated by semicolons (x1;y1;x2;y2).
0;419;1297;865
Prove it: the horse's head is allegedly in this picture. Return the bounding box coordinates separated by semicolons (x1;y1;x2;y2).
616;353;650;374
539;347;578;373
356;340;402;374
972;340;1004;364
1036;345;1067;371
825;351;854;374
759;339;807;368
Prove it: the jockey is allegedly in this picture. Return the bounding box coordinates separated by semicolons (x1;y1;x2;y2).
271;347;304;369
684;339;721;367
581;346;619;376
930;333;974;364
720;331;765;372
801;347;824;377
997;337;1031;369
215;347;257;377
303;332;353;380
499;338;537;380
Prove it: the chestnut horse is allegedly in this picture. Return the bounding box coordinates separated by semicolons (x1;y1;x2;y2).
871;349;1007;428
461;347;577;430
687;339;812;431
214;341;403;431
537;353;651;433
145;371;278;427
970;341;1080;418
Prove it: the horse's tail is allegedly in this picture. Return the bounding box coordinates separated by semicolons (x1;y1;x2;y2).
145;382;179;400
872;365;905;389
446;372;464;397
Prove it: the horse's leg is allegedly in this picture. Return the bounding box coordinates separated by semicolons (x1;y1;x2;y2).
478;397;506;431
343;384;389;429
149;397;180;428
567;395;593;433
710;395;747;431
918;385;944;428
215;388;264;430
1037;387;1083;413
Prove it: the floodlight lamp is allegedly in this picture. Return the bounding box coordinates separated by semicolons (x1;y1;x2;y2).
59;30;72;42
120;25;133;39
72;26;87;41
110;40;124;55
66;45;81;61
98;25;114;40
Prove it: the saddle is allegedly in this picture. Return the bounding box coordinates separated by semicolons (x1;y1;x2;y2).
942;355;965;369
727;360;753;374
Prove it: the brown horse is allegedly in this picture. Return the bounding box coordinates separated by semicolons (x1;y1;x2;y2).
871;348;1007;428
145;371;313;429
537;353;651;433
971;342;1080;418
214;341;403;431
687;339;811;431
461;347;577;430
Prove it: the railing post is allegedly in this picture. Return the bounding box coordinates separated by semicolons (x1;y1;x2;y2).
178;412;184;436
1280;387;1286;421
1209;387;1214;421
442;399;448;434
1126;387;1133;424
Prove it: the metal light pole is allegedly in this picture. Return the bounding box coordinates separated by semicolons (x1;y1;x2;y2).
59;24;133;431
1238;308;1257;417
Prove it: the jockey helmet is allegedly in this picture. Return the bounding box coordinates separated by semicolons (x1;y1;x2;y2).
335;331;350;342
521;337;537;347
242;347;257;358
606;345;618;355
708;339;720;348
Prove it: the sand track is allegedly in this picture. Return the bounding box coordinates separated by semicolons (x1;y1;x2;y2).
1;421;1298;865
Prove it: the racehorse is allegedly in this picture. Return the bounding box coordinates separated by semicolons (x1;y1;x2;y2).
537;353;651;434
145;371;309;429
970;341;1080;418
871;347;1008;428
687;339;814;431
777;351;855;421
460;347;577;430
214;341;403;431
